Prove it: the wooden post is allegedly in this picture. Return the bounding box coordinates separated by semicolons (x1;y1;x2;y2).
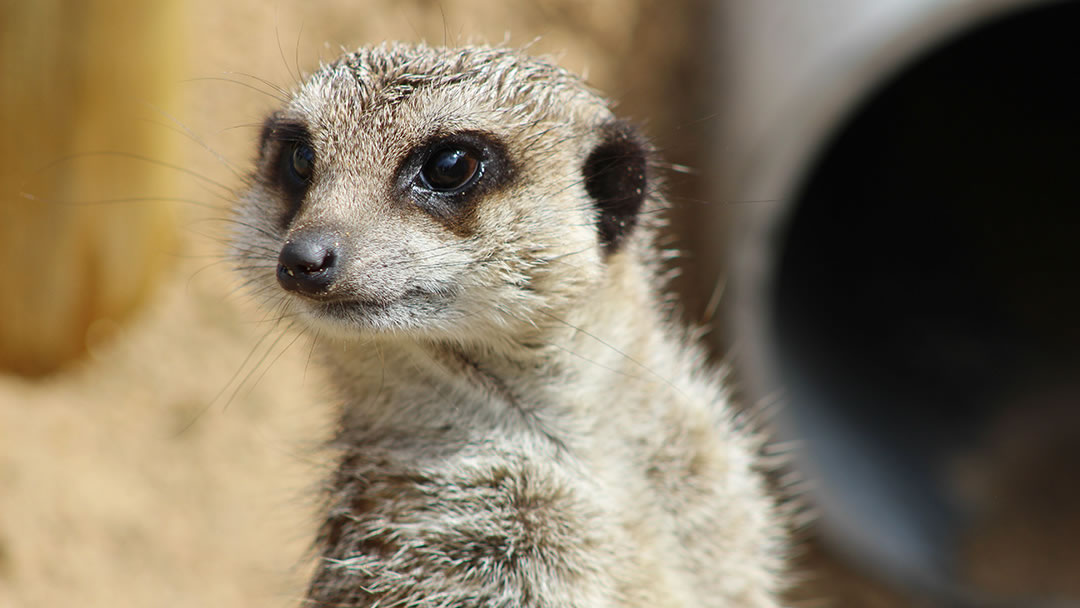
0;1;183;376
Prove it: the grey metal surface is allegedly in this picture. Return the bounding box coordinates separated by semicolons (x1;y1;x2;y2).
710;1;1079;604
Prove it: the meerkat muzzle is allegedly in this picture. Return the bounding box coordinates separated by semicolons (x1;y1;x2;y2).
277;231;339;297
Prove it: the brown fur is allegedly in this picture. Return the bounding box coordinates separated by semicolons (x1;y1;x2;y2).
232;42;786;607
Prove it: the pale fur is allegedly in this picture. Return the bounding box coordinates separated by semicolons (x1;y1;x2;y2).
232;42;785;607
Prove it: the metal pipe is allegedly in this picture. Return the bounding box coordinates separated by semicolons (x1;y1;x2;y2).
714;0;1080;603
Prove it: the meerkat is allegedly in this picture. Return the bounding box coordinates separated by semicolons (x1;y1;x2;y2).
231;42;786;607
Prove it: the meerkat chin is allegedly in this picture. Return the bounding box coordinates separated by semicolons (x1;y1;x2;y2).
231;42;787;608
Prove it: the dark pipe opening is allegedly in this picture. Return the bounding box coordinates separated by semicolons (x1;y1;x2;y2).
772;1;1080;600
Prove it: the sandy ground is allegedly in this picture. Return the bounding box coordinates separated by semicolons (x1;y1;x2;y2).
0;261;332;607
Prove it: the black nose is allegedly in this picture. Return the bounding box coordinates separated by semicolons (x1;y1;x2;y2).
277;232;338;296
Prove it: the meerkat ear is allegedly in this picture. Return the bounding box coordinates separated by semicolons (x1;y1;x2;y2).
583;121;650;252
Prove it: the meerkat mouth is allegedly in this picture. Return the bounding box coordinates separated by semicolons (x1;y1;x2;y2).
291;287;454;333
318;298;391;317
290;299;397;335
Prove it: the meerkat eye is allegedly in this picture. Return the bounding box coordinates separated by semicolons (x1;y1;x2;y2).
288;142;316;184
419;145;481;192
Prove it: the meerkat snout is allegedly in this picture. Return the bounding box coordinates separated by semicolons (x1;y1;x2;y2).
277;230;339;296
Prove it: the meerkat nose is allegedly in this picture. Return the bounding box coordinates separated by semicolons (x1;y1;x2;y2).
277;231;339;296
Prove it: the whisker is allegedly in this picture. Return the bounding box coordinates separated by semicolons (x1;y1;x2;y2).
244;323;306;400
29;150;237;196
145;104;246;179
173;304;287;435
275;21;300;86
224;318;296;410
185;75;289;104
14;193;222;210
197;216;282;242
304;328;322;385
536;309;691;402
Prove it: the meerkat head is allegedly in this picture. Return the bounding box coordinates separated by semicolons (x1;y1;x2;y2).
233;43;655;345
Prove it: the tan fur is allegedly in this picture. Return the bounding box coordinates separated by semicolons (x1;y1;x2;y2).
232;42;785;607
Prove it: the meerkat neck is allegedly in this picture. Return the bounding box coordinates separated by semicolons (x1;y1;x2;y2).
321;250;675;446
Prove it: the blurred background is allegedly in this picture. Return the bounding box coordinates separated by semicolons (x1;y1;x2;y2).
1;1;1077;606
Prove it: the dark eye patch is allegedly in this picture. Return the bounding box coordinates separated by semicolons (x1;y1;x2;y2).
398;131;512;230
257;114;316;229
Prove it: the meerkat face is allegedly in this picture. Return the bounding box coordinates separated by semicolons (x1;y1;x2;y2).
232;44;651;344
